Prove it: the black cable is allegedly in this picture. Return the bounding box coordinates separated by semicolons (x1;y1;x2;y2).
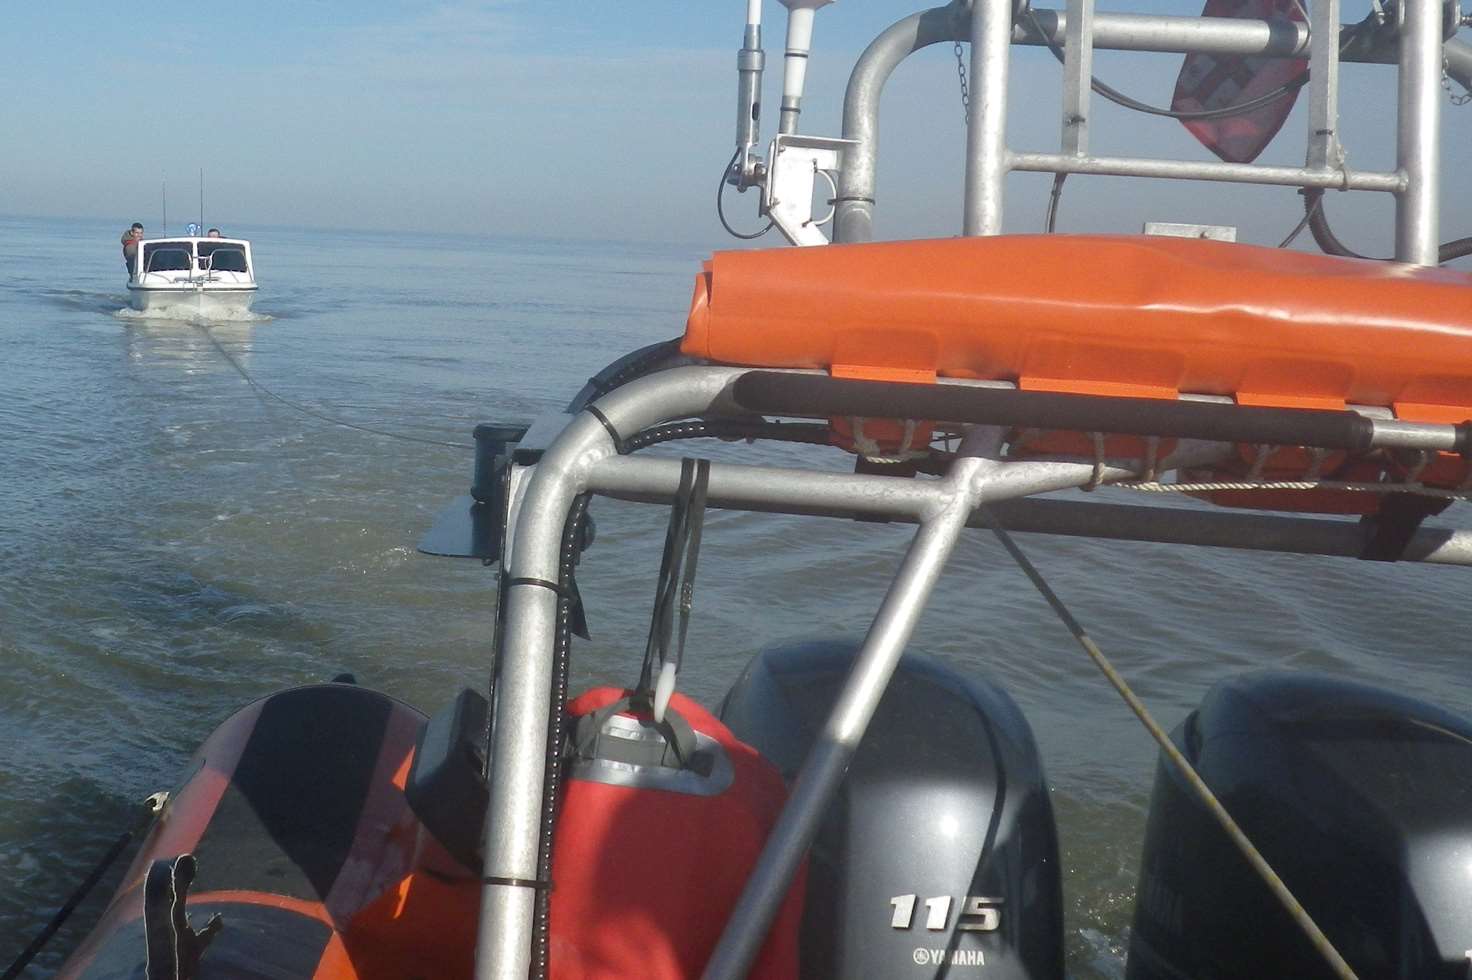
3;794;165;980
566;338;687;414
197;325;468;449
530;492;591;980
1045;173;1067;233
717;148;775;241
1303;188;1472;263
621;418;834;454
1277;191;1323;247
1446;237;1472;263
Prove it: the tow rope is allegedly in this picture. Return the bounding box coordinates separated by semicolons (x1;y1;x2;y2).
979;505;1360;980
2;792;168;980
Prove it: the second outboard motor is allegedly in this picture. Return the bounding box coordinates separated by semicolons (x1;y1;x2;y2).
1128;671;1472;980
721;640;1063;979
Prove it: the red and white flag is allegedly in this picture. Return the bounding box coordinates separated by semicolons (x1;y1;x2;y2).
1172;0;1308;163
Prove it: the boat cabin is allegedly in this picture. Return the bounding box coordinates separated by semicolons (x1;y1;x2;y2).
129;236;253;284
125;235;258;315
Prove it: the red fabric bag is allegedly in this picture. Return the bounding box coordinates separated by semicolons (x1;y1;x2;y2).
549;688;805;979
1172;0;1308;162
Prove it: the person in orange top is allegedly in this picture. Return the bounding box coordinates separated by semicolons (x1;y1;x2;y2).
121;223;143;272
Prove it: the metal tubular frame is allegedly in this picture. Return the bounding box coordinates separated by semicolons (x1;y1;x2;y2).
966;0;1014;235
1061;0;1095;157
471;0;1467;974
474;366;1472;978
833;0;1457;262
704;428;1005;979
1396;0;1443;263
835;1;968;244
1306;0;1343;171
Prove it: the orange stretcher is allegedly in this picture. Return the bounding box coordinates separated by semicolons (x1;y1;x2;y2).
682;235;1472;512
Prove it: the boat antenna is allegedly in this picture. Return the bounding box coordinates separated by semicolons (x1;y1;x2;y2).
731;0;765;191
161;176;167;235
199;168;204;232
776;0;835;136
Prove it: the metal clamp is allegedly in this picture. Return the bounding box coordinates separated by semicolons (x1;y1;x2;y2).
763;133;858;246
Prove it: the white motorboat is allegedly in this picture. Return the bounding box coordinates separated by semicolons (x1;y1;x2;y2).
125;236;258;316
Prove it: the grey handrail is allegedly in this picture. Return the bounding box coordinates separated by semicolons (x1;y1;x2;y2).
833;0;1463;260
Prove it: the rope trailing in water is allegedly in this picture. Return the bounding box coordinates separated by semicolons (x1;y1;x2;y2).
2;792;168;980
195;325;469;450
977;506;1361;980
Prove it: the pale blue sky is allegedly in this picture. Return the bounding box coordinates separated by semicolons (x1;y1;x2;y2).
4;1;1467;254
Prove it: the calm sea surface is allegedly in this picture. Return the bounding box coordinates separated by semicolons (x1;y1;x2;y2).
2;213;1469;975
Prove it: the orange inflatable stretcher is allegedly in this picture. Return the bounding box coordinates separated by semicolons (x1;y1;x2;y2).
682;235;1472;511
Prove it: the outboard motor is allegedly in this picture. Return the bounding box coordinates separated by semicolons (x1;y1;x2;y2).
721;640;1063;979
1128;672;1472;980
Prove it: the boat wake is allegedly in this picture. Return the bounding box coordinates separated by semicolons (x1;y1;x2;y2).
113;306;274;325
34;288;133;315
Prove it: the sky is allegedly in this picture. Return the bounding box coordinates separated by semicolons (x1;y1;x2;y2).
3;1;1468;255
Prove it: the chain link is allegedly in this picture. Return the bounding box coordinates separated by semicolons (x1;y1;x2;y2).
1446;56;1472;106
954;42;971;125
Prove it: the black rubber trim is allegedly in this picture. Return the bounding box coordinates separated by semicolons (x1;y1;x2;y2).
1359;493;1452;562
731;372;1377;451
1458;422;1472;458
586;405;625;454
506;577;571;598
483;875;554;890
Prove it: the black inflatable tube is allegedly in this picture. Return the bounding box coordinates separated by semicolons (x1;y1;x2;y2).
731;372;1378;451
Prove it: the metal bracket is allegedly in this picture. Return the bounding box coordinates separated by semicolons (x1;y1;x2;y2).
763;134;858;247
1143;221;1238;241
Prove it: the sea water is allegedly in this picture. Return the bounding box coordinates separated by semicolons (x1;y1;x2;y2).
2;213;1468;976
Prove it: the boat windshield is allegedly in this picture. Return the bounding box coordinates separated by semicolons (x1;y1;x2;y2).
142;242;193;273
198;243;248;273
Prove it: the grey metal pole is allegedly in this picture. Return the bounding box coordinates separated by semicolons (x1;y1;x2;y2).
835;4;966;243
474;414;607;980
1020;8;1311;56
1395;0;1442;264
590;457;1472;567
735;20;766;187
965;0;1014;235
1305;0;1342;171
1007;151;1403;190
1061;0;1096;157
474;367;749;980
701;428;1003;980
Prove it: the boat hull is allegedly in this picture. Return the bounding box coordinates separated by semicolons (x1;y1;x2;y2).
59;683;478;980
126;283;258;317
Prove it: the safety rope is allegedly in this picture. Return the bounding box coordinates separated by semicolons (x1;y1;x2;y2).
1015;434;1472;501
978;507;1360;980
1118;478;1472;501
2;792;168;980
